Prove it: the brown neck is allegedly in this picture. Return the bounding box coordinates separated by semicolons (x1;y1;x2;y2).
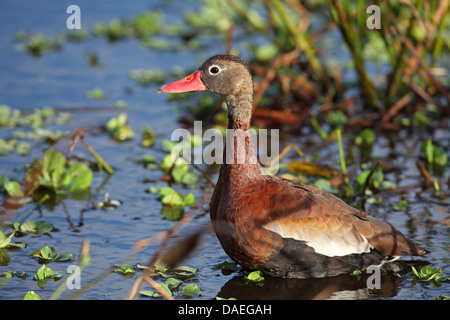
224;82;254;129
221;105;263;180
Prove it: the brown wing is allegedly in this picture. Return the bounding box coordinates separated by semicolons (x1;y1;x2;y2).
263;180;426;257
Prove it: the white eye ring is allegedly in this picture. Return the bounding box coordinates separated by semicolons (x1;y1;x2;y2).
208;65;221;75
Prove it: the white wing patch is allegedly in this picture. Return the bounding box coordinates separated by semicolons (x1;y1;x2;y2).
263;222;373;257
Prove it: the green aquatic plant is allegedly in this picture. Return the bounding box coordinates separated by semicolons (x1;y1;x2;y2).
159;154;199;185
95;193;122;210
34;264;62;289
33;149;93;195
409;266;449;287
86;87;108;100
0;231;26;249
147;186;196;221
245;270;264;282
32;246;73;263
138;259;199;298
420;138;448;174
113;264;136;279
23;291;42;300
392;200;408;211
140;126;156;148
105;113;135;142
11;220;58;237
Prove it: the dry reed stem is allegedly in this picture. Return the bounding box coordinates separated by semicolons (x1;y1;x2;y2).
126;211;194;300
143;275;175;300
253;49;301;109
389;24;450;104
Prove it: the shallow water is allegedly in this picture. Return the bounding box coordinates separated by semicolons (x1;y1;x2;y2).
0;1;448;300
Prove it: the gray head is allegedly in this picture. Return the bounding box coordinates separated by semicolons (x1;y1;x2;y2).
160;54;254;125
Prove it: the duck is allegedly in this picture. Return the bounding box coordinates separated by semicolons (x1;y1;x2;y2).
159;54;427;279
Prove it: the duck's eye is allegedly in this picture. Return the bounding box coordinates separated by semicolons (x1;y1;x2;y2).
209;66;221;75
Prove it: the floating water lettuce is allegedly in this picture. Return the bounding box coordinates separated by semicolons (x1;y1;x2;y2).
105;113;135;142
245;270;264;282
11;221;57;237
139;265;199;298
408;266;449;287
140;282;172;298
421;138;448;172
86;87;107;100
0;231;26;249
182;283;201;296
95;192;122;210
113;264;135;279
149;186;196;221
34;264;61;289
140;126;156;147
34;149;93;195
159;154;198;185
23;291;42;300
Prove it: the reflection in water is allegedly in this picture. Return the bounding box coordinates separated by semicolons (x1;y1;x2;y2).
216;261;429;300
217;273;403;300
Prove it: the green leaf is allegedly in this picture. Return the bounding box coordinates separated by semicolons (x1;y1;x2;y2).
160;205;185;221
327;110;347;128
432;145;448;167
355;128;376;145
4;180;24;197
410;266;448;284
165;277;182;289
180;172;198;185
182;283;200;296
23;291;42;300
356;170;370;194
34;264;54;280
141;126;156;147
0;231;14;249
420;138;447;166
173;266;198;277
113;264;135;278
140;283;172;298
40;246;57;259
60;162;93;193
161;192;185;206
159;154;186;174
183;193;196;206
55;252;73;262
313;178;337;193
153;259;169;274
106;113;134;142
33;246;73;262
246;270;264;282
392;200;408;211
87;87;107;100
42;149;65;188
13;220;56;236
159;186;176;197
216;296;237;300
214;261;238;273
171;165;189;183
